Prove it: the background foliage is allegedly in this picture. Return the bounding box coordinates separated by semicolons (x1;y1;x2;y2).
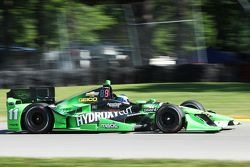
0;0;249;57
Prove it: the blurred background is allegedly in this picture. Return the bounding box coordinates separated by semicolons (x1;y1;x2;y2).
1;0;250;87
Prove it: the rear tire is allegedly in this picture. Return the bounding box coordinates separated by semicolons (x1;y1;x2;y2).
180;100;206;111
156;104;185;133
22;104;54;134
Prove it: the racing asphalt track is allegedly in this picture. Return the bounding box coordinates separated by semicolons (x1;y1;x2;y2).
0;121;250;161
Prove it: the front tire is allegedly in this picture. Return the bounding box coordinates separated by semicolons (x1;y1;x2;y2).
156;104;185;133
180;100;206;111
22;104;54;134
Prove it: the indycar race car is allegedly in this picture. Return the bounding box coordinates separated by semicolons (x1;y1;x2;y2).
6;80;239;134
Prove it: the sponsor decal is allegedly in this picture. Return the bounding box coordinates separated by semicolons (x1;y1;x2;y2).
76;106;132;126
127;113;144;117
9;123;18;126
101;123;119;129
86;91;99;97
79;97;98;102
143;108;158;112
214;121;228;128
107;102;122;108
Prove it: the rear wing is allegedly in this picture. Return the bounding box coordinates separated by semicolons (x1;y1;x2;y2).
7;87;55;104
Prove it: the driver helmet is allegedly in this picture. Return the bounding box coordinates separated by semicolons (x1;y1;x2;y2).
115;94;130;104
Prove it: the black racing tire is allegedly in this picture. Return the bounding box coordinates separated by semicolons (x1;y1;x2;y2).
22;103;54;134
156;104;185;133
180;100;206;111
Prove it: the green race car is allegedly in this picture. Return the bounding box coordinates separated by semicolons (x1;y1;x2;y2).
6;80;239;134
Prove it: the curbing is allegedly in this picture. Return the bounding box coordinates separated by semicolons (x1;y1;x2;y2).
232;115;250;121
235;119;250;121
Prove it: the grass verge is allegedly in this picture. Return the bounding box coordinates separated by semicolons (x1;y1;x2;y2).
1;82;250;118
0;158;249;167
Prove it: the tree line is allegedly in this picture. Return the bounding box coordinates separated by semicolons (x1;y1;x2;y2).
0;0;249;64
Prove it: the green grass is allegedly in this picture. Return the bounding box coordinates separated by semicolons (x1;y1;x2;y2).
0;158;249;167
1;82;250;119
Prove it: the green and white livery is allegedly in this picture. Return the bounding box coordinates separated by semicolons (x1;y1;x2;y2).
6;80;239;134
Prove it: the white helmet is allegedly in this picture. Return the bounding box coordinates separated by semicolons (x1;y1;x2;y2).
115;94;129;104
